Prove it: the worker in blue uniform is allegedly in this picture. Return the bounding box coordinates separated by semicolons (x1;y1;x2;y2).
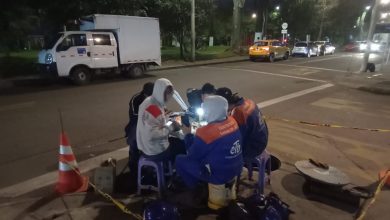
216;87;268;160
175;95;243;189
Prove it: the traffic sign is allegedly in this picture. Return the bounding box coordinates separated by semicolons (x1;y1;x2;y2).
282;22;288;30
281;29;288;34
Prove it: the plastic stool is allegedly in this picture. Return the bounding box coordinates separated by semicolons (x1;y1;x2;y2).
245;151;271;194
137;156;173;196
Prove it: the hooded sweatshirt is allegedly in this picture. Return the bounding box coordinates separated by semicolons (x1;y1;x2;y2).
182;95;243;184
136;78;173;156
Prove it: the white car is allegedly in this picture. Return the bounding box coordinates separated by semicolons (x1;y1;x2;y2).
292;42;319;57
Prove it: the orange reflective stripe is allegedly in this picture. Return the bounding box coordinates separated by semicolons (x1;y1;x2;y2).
196;117;239;144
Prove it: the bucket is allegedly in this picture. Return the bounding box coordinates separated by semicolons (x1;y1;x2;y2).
208;177;237;210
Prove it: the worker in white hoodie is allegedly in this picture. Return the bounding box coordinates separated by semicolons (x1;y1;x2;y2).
136;78;185;162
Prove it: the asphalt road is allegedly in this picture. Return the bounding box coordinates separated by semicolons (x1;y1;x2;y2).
0;52;389;198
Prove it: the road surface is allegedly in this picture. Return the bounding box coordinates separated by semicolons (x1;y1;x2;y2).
0;52;389;201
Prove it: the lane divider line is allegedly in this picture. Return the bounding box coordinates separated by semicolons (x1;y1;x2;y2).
293;55;351;65
273;64;348;73
201;66;328;83
257;83;334;108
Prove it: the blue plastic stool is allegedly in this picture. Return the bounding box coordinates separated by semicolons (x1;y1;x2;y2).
244;150;271;194
137;156;173;196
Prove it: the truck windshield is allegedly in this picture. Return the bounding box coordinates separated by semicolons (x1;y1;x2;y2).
44;33;63;49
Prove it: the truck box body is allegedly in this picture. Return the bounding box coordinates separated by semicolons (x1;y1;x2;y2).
80;14;161;66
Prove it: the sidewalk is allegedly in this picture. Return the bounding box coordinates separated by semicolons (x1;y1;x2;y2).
1;119;389;220
334;64;390;95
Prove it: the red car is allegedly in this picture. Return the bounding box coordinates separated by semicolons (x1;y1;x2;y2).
344;41;365;52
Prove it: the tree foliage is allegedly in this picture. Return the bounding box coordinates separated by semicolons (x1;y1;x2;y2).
0;0;374;53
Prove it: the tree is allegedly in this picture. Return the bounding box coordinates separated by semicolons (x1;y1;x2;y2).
280;0;318;41
0;1;39;53
231;0;245;50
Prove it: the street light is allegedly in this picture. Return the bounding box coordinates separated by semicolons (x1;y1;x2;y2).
275;6;280;11
365;5;371;10
381;12;388;19
252;13;257;19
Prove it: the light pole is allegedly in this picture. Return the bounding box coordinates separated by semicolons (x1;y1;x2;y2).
191;0;196;62
359;6;371;40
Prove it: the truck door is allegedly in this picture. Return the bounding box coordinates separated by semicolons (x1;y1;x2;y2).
90;33;118;68
55;34;92;76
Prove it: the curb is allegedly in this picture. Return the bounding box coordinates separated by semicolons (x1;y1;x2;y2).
358;86;390;95
0;58;249;89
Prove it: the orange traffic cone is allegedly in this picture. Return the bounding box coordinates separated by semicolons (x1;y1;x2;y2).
379;170;390;187
55;132;89;195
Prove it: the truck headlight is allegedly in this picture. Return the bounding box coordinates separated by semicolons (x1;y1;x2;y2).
45;53;53;64
360;44;367;50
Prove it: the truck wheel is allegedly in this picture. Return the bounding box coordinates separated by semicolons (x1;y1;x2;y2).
123;65;144;78
71;66;91;85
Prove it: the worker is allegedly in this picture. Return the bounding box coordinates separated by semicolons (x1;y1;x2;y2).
136;78;185;162
201;82;216;100
175;95;243;190
125;82;154;175
216;87;268;160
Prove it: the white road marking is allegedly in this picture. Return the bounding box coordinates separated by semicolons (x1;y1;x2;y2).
300;70;319;75
0;101;35;112
274;64;348;73
0;67;335;198
292;55;350;65
202;66;328;83
0;147;128;198
258;83;334;108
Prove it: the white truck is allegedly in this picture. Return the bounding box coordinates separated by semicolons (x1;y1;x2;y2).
38;14;161;85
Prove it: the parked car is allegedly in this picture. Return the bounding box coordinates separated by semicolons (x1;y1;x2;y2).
292;42;319;57
249;40;290;62
344;41;361;52
315;41;336;55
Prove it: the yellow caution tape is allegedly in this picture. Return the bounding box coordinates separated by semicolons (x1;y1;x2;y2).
64;161;143;220
264;116;390;132
356;170;390;220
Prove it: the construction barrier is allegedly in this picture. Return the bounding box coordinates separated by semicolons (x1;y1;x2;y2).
63;160;143;220
356;170;390;220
